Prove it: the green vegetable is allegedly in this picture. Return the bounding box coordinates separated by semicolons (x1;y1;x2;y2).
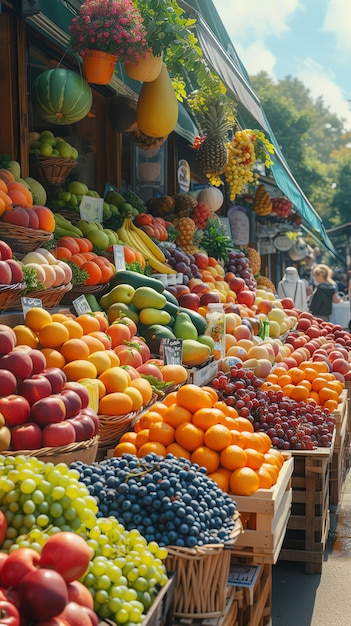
0;153;11;169
66;261;89;286
22;266;45;294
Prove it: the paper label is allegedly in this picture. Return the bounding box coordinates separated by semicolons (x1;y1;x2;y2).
114;245;126;271
73;295;92;316
79;196;104;222
160;338;183;365
21;297;42;317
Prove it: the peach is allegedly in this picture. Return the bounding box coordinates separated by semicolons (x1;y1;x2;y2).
233;324;252;341
246;345;271;361
254;358;273;378
52;264;66;287
225;313;242;333
41;264;56;288
236;339;255;352
227;345;248;361
57;261;72;284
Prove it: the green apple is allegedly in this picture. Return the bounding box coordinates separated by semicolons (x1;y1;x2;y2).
57;142;73;158
69;181;89;196
39;143;53;157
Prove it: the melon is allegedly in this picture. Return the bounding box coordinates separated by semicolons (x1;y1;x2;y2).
31;69;93;126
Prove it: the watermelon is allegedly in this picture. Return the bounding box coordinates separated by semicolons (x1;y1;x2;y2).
31;69;93;125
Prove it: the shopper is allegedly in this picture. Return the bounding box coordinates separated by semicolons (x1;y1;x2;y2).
309;264;341;321
277;267;309;312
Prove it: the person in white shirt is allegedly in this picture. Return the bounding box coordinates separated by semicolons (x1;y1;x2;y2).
277;266;309;312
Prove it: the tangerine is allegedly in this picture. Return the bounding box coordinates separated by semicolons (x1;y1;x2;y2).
40;348;65;369
113;442;138;456
176;384;212;413
166;442;191;460
76;314;101;334
60;338;90;363
229;467;260;496
219;445;247;470
204;424;232;451
138;442;167;457
149;422;175;446
160;364;188;385
232;417;254;433
135;429;150;448
138;411;163;430
192;407;224;431
245;448;265;470
175;422;204;451
256;466;274;489
163;405;192;428
191;446;220;473
208;468;231;492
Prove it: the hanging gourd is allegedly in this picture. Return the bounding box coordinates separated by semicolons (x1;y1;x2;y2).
136;63;178;138
31;69;93;125
197;186;224;212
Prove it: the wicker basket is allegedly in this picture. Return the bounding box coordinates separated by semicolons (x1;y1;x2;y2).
60;283;109;305
30;157;78;186
2;436;98;466
98;411;137;450
0;223;53;257
11;283;73;310
165;544;232;618
0;283;26;311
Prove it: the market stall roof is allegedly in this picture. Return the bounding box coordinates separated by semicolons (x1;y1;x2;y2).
178;0;337;257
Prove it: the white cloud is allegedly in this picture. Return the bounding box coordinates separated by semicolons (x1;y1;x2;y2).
235;42;277;78
322;0;351;58
213;0;302;42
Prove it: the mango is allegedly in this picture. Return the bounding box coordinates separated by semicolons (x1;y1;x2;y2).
173;311;198;341
132;286;166;311
106;302;139;324
100;284;135;309
139;307;171;326
181;340;211;367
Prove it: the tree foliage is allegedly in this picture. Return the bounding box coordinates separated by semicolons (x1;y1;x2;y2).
249;72;351;229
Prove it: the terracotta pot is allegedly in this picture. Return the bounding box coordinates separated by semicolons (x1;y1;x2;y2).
124;51;163;82
83;50;117;85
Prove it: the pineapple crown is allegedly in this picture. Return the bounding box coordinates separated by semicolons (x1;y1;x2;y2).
198;103;233;141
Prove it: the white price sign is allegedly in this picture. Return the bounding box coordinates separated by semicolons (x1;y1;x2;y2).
21;297;42;317
113;245;126;271
72;295;92;316
79;196;104;223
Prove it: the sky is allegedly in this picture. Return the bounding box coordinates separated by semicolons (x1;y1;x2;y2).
212;0;351;131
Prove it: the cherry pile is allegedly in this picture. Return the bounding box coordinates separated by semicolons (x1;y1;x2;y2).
224;250;257;291
211;365;335;450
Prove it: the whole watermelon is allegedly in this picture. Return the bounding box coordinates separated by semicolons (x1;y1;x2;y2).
32;68;93;125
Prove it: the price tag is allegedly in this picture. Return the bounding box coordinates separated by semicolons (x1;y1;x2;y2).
72;295;92;316
79;196;104;222
113;245;126;271
160;338;183;365
21;297;42;317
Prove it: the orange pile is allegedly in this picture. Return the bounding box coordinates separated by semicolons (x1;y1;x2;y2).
114;383;286;496
261;361;344;412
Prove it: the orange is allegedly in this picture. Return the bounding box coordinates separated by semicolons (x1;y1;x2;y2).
244;448;265;470
191;446;220;473
230;430;246;447
60;338;90;363
166;442;191;460
38;322;69;349
208;468;232;492
176;384;212;413
75;314;101;334
229;467;260;496
226;406;240;419
99;392;133;416
288;367;306;384
160;364;188;385
323;399;338;412
51;313;68;323
163;391;178;407
163;405;192;429
302;367;320;382
87;351;111;376
218;415;240;430
311;377;329;392
25;307;52;332
149;402;168;417
201;386;219;404
204;424;232;451
309;390;320;404
276;374;292;387
135;429;150;448
219;445;247;470
261;462;279;484
267;448;285;468
138;411;163;430
119;432;138;444
80;335;106;355
138;441;167;457
12;325;38;349
62;319;84;339
98;366;131;393
264;452;283;470
40;348;65;369
149;422;175;446
63;359;97;381
113;442;138;456
290;385;309;402
299;380;312;392
256;466;274;489
175;422;204;451
129;378;153;405
192;407;224;431
232;417;254;433
282;384;294;398
254;432;273;454
319;387;338;403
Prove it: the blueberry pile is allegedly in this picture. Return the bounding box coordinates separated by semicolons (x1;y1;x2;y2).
71;453;237;548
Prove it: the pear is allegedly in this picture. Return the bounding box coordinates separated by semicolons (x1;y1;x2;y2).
7;160;21;179
173;311;198;341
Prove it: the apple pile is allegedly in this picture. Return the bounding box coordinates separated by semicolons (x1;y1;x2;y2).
0;531;98;626
0;240;23;286
0;324;99;451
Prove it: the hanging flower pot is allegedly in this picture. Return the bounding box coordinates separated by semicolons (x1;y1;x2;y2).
125;51;163;82
82;50;118;85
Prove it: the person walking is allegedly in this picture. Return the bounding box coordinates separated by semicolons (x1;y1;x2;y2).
309;264;341;321
277;266;309;312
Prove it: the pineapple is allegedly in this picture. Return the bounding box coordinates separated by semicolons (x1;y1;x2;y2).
174;217;198;254
257;275;276;294
195;105;231;177
173;193;197;214
246;246;261;276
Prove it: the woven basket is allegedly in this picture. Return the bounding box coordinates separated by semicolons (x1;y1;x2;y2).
0;283;26;311
30;157;78;186
52;208;81;225
2;436;98;466
11;283;72;310
61;283;109;305
98;411;137;450
165;544;231;618
0;223;53;257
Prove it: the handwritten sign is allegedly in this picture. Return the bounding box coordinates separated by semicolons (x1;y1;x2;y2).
113;245;126;271
21;297;42;317
72;295;92;316
79;196;104;223
160;338;183;365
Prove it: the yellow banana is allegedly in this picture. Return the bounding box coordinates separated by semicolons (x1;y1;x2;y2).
129;218;166;262
127;228;176;274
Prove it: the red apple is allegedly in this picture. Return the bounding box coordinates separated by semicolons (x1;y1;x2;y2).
199;292;220;307
42;421;76;447
0;241;12;261
77;408;99;436
59;389;82;418
280;297;295;309
0;260;11;285
18;568;68;621
236;290;256;307
57;603;92;626
66;581;94;610
178;293;201;311
42;368;67;393
0;395;31;427
193;252;209;269
18;374;52;405
6;259;23;284
0;325;16;356
331;358;350;376
228;276;246;294
0;369;17;395
62;382;90;409
3;206;29;228
31;395;66;427
40;532;91;583
0;349;33;380
11;423;43;451
70;414;95;441
1;548;40;588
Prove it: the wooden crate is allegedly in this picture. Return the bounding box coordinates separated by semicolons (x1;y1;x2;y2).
172;587;238;626
234;562;272;626
143;574;176;626
330;395;351;505
230;456;293;565
279;444;333;574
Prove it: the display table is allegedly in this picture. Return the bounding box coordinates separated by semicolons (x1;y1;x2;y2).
330;301;350;328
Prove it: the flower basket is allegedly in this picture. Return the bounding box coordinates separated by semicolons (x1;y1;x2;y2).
0;223;53;257
2;436;98;466
0;283;26;311
30;157;78;187
11;283;73;310
83;50;117;84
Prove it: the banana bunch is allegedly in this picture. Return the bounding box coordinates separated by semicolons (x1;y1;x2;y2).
54;213;83;239
117;216;176;274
